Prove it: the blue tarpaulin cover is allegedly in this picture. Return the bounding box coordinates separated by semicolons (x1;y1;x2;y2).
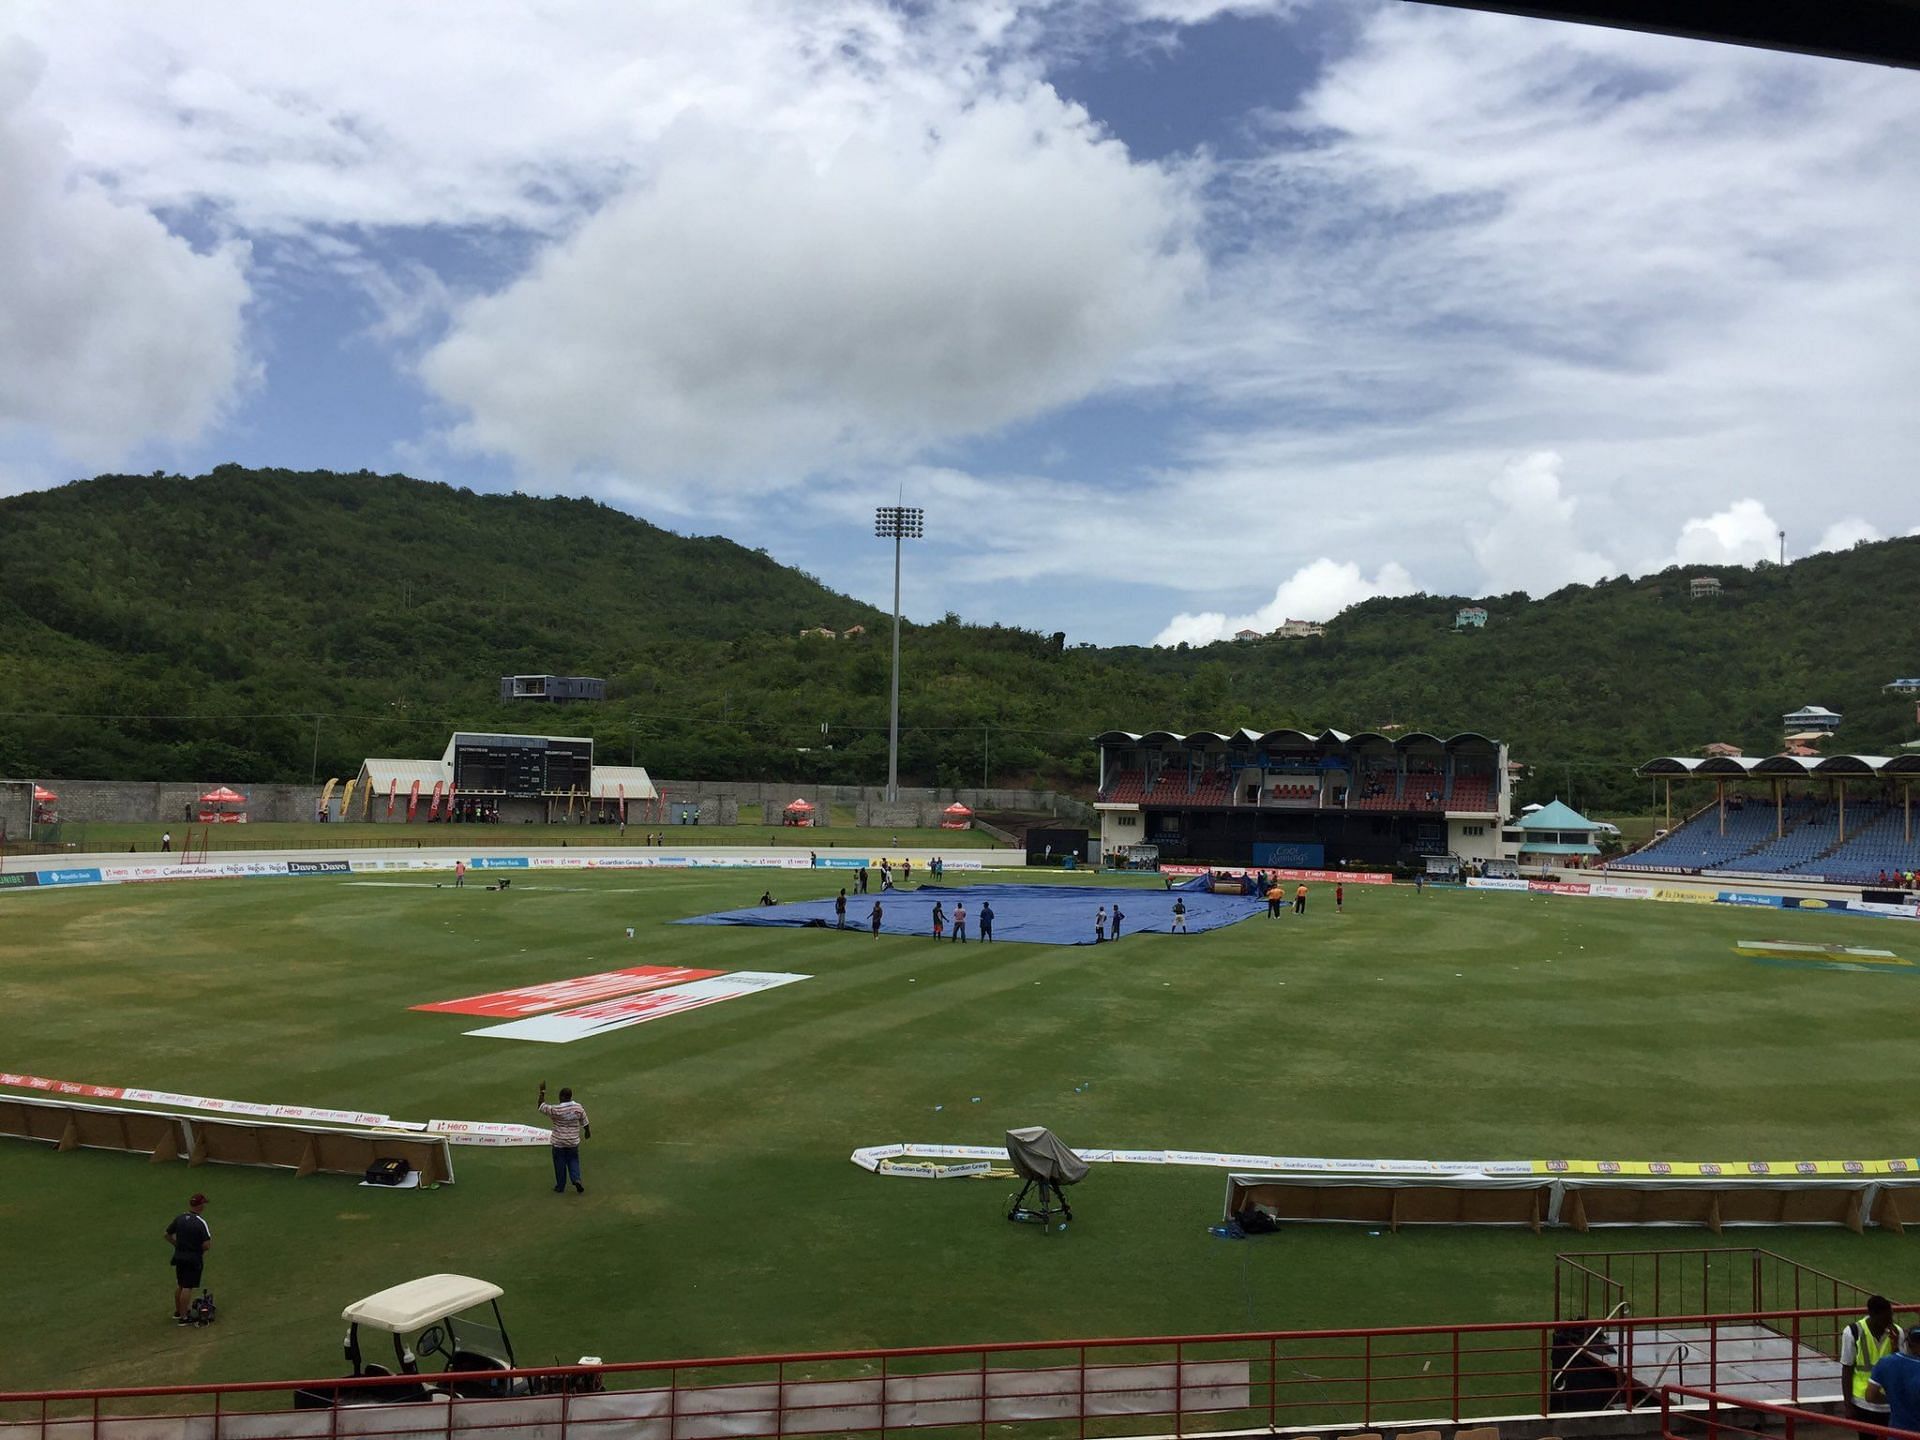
675;882;1265;946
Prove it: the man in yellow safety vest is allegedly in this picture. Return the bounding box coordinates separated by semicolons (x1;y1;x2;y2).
1843;1295;1901;1424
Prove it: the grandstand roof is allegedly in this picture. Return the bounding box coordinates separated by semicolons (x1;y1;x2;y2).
1638;754;1920;778
1094;728;1497;748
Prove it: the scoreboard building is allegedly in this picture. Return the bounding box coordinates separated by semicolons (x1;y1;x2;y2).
354;732;656;823
1094;727;1513;869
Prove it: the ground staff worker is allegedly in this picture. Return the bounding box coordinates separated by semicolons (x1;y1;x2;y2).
537;1080;590;1194
1867;1321;1920;1433
165;1193;211;1325
1845;1295;1901;1424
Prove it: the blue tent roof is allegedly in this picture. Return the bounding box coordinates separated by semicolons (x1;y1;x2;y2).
1517;799;1600;831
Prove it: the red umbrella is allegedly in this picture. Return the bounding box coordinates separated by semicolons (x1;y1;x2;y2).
943;802;973;815
784;798;815;812
33;785;57;803
199;785;247;804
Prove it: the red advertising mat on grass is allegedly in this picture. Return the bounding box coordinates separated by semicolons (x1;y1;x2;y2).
412;965;722;1018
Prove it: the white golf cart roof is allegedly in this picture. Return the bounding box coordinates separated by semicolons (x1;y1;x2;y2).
343;1275;503;1333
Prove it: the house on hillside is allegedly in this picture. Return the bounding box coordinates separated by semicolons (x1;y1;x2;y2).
1271;618;1325;639
840;624;866;638
1885;677;1920;695
499;674;606;703
1782;704;1842;733
1233;628;1262;642
800;626;837;639
1702;742;1743;758
1455;606;1488;629
1689;576;1723;598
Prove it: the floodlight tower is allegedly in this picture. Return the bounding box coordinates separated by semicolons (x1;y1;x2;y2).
873;505;924;802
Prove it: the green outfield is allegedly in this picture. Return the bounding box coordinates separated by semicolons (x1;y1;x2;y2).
2;870;1916;1393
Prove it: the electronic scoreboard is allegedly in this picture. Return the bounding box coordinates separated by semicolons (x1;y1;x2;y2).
450;734;593;795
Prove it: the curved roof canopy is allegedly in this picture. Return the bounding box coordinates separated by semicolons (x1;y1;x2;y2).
1096;728;1500;747
1638;753;1916;779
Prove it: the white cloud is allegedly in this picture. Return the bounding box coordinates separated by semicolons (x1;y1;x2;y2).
1671;498;1780;567
1813;517;1881;554
0;38;250;461
1123;5;1920;606
421;92;1202;488
1153;557;1416;646
1469;451;1610;595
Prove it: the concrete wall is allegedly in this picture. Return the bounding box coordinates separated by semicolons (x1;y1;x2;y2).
12;779;325;826
652;780;1094;831
0;781;30;840
4;776;1093;831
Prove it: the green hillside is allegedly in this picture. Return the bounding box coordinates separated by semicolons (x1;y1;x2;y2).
2;467;1917;813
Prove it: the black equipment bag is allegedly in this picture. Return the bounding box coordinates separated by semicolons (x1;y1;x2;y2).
364;1157;413;1186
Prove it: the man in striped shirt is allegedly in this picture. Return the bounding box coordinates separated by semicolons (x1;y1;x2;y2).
537;1080;589;1194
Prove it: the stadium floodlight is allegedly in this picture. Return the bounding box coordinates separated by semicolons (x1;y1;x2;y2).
874;505;925;802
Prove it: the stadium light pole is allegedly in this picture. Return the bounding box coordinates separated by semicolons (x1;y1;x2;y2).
874;505;924;802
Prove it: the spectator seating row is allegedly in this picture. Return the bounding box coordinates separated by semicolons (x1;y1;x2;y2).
1265;782;1320;804
1449;773;1495;811
1783;805;1920;884
1614;800;1802;872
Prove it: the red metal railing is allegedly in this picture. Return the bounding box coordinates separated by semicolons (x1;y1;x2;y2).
1553;1247;1872;1341
1;1306;1902;1440
1660;1383;1898;1440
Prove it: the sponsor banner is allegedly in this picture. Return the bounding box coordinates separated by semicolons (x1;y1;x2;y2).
287;860;352;876
468;970;811;1043
1589;882;1654;901
0;1072;125;1099
427;1119;553;1145
39;867;103;887
471;856;531;869
413;965;725;1018
1612;863;1696;875
0;871;39;889
1536;1158;1918;1178
1786;896;1845;912
1466;877;1530;892
877;1159;996;1179
1160;864;1393;885
1654;887;1719;905
1718;891;1786;907
815;856;869;869
0;1071;542;1144
1853;901;1920;919
1528;880;1592;896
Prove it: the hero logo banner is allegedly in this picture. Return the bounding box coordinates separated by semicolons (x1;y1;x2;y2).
412;965;724;1018
466;971;811;1044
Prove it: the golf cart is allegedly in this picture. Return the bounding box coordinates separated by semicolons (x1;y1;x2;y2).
294;1275;526;1408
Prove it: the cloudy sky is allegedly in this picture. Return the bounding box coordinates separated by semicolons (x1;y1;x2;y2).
4;1;1916;645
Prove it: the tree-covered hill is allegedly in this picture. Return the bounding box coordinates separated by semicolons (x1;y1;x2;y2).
2;467;1916;814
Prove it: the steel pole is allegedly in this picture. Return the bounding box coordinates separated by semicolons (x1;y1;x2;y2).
888;529;903;803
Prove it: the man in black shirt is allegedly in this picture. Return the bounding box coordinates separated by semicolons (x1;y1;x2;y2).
165;1193;212;1325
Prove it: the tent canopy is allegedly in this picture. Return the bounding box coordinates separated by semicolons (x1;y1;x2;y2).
782;798;814;812
32;786;57;802
199;785;247;804
943;802;973;815
1005;1126;1089;1186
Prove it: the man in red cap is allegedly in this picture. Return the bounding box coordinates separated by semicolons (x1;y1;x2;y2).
165;1193;212;1325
